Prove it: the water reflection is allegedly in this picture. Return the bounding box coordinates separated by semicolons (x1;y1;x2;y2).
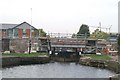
2;62;115;78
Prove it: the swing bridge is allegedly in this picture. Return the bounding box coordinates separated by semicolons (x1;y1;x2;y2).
39;33;108;53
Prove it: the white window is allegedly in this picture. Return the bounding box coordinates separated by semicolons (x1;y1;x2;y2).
23;29;27;38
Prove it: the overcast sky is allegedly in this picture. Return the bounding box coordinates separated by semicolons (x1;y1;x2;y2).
0;0;119;34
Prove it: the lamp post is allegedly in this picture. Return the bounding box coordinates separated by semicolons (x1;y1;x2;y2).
28;8;32;54
28;40;31;54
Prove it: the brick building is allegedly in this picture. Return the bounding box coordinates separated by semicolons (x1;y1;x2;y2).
0;22;39;39
0;22;39;52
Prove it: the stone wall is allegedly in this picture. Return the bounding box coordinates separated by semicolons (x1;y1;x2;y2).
2;57;50;68
79;59;120;73
10;38;39;53
79;58;120;80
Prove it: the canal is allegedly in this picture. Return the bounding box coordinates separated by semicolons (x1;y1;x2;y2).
2;62;115;78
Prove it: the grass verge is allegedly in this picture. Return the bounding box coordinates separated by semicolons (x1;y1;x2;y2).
84;54;112;60
2;53;48;57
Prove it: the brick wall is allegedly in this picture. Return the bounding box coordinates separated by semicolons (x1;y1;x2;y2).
2;32;7;38
0;31;2;38
26;29;30;38
18;28;23;38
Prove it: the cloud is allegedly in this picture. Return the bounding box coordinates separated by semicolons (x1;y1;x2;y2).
0;0;119;33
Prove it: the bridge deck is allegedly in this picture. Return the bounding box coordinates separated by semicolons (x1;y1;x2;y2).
39;37;108;48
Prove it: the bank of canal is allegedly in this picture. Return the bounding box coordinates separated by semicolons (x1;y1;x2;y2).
2;62;115;78
2;56;50;67
1;55;120;79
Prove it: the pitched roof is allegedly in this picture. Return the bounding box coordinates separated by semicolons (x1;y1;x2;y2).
0;24;18;29
13;22;38;30
0;22;38;30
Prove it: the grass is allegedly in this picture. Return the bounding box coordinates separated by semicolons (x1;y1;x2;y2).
2;52;48;57
2;53;112;60
84;54;112;60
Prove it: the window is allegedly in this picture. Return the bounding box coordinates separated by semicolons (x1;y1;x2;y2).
23;29;26;38
23;29;26;34
8;29;13;38
31;29;34;32
14;29;18;38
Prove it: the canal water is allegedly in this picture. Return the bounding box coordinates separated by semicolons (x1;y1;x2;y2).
2;62;115;78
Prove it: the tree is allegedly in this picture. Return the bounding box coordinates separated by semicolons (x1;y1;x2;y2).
90;29;109;39
118;34;120;46
77;24;90;38
38;29;46;37
33;29;39;37
72;33;76;38
118;34;120;56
